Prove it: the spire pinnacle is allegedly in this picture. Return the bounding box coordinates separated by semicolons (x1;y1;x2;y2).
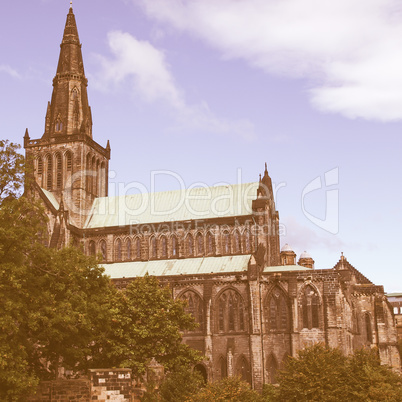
70;1;72;9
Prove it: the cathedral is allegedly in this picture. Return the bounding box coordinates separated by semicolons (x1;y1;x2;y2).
24;6;400;390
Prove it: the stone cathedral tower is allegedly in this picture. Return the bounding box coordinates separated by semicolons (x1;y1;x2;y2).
24;5;110;228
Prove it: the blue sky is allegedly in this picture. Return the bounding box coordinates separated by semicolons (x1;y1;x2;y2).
1;0;401;292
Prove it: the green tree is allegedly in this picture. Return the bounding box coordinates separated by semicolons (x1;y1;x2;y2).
0;140;24;202
96;274;201;377
188;376;262;402
277;344;402;402
142;366;205;402
0;141;115;399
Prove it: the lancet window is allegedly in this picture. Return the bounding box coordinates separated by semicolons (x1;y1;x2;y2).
265;287;289;331
216;289;246;333
301;285;320;329
180;290;204;332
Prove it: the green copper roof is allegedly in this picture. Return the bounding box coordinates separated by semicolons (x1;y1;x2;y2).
41;188;59;210
85;182;259;228
102;254;252;279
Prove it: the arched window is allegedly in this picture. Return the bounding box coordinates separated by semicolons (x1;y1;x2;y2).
66;151;72;172
223;231;230;254
91;156;96;194
194;364;207;383
135;238;141;260
100;240;107;262
86;154;91;192
100;161;106;196
216;289;246;333
72;87;78;100
150;237;157;259
55;118;63;132
196;233;204;256
187;234;194;256
301;285;320;329
267;354;278;384
236;357;251;384
245;230;251;253
37;157;43;175
365;313;373;344
171;236;178;258
55;153;62;189
180;290;204;332
46;155;52;190
265;287;289;331
219;356;227;379
126;239;132;261
89;241;96;256
115;239;122;261
161;236;167;258
96;159;100;196
234;231;241;253
207;232;215;255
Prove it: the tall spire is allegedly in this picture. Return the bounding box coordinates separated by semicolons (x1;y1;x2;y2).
42;5;92;139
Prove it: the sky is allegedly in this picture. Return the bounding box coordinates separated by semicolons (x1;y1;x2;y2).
1;0;401;292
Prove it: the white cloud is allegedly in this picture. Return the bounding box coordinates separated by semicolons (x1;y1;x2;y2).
0;65;20;79
135;0;402;121
94;31;255;139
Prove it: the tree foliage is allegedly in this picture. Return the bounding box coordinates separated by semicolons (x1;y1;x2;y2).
0;140;24;202
188;376;262;402
95;274;201;377
277;344;402;402
142;366;205;402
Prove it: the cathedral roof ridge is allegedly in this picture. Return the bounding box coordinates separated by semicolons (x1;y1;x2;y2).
102;254;252;278
101;180;260;200
84;182;260;229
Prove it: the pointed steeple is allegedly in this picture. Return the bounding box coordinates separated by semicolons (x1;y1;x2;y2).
42;5;92;139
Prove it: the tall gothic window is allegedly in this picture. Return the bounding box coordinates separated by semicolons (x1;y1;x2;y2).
180;290;204;332
37;157;43;175
267;354;278;384
115;239;122;261
135;238;141;260
86;154;91;192
219;356;227;379
223;231;230;255
234;231;241;253
236;357;251;384
91;156;96;194
365;313;373;344
161;236;167;258
66;151;72;172
301;285;320;329
265;287;289;331
196;233;204;256
207;232;215;255
100;240;107;262
245;230;251;253
55;153;62;189
150;237;157;259
216;289;246;333
187;234;194;256
171;236;178;258
126;239;132;261
55;118;63;132
89;241;96;256
46;155;52;190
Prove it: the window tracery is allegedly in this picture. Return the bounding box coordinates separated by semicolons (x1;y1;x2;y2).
216;289;246;333
265;286;289;331
180;290;204;332
301;285;320;329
